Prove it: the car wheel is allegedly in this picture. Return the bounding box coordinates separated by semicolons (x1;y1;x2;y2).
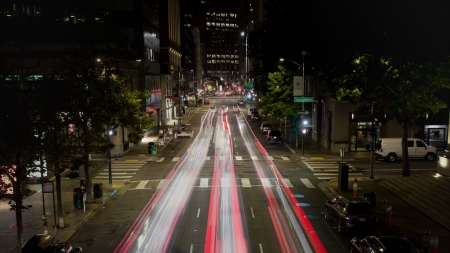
425;153;435;161
387;153;397;162
337;220;344;233
324;208;331;221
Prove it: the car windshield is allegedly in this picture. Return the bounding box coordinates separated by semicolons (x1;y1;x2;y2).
374;237;417;253
269;130;281;136
348;203;374;214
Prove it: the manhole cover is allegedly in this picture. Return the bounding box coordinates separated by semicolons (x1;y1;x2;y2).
10;223;32;229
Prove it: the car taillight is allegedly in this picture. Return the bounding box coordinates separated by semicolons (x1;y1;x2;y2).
344;214;349;220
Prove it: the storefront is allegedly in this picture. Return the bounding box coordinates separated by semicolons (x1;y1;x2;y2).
350;121;380;152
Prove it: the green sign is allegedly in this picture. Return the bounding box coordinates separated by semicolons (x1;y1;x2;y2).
294;96;313;103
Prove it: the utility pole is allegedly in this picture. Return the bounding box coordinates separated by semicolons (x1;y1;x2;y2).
370;102;375;179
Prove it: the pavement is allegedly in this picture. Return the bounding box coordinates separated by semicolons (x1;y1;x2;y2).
2;105;449;252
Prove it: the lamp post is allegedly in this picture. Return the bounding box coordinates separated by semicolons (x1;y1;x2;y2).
280;56;306;150
192;75;202;107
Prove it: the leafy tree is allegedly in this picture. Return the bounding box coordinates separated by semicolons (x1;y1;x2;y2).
0;56;40;248
259;66;300;120
54;43;151;203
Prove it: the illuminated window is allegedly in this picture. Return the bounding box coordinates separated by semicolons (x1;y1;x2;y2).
207;22;210;26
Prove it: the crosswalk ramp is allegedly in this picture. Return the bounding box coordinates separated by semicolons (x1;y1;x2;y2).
155;155;294;162
127;177;317;190
302;161;363;180
94;161;147;180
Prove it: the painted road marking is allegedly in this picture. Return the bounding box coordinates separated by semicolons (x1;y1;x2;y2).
300;178;316;188
200;178;209;188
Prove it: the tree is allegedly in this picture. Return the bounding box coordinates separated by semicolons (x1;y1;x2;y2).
53;43;151;203
0;58;40;249
259;66;300;121
316;53;450;176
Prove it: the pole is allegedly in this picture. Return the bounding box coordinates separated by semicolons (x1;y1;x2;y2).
302;51;306;155
108;149;112;185
370;103;374;179
284;117;287;141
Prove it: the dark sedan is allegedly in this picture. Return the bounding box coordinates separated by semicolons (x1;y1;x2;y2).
349;236;419;253
266;130;282;143
324;195;377;234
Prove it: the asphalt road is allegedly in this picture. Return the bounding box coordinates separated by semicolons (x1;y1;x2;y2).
69;96;441;252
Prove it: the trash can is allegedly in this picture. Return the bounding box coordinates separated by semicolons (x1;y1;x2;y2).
338;163;349;191
148;142;154;154
73;188;83;209
93;183;103;199
364;191;377;209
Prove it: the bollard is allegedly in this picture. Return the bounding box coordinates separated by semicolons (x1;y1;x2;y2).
381;200;393;229
353;178;358;197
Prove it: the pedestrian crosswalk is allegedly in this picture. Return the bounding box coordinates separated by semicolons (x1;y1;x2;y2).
302;161;363;180
155;155;294;162
93;161;147;180
127;177;317;190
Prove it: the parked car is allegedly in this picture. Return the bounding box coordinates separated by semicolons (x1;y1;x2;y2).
247;107;257;118
375;138;437;162
324;195;377;234
260;123;272;133
251;112;261;122
21;234;83;253
266;129;282;143
349;236;419;253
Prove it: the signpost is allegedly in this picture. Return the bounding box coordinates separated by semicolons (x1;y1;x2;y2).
294;97;313;103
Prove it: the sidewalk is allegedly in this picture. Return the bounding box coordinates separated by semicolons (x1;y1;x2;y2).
284;136;450;252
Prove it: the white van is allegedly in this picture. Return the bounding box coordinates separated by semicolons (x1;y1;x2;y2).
375;138;437;162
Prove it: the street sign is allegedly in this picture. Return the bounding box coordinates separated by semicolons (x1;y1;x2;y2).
298;111;309;115
294;96;313;103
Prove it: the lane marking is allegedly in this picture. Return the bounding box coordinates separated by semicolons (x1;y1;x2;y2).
197;208;201;218
250;207;255;218
281;156;290;160
300;178;316;188
282;178;294;188
172;157;180;162
236;156;243;160
241;178;251;188
156;157;165;162
200;178;209;188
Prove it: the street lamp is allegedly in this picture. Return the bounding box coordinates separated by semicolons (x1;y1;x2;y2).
280;51;307;152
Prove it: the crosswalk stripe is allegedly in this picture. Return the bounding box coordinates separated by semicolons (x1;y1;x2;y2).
136;180;149;189
172;157;180;162
95;176;133;179
98;172;133;175
200;178;208;188
266;156;274;160
206;156;210;160
241;178;251;188
156;157;165;162
300;178;316;188
103;168;139;171
251;156;258;160
156;179;166;189
281;156;290;161
236;156;243;160
282;178;294;187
